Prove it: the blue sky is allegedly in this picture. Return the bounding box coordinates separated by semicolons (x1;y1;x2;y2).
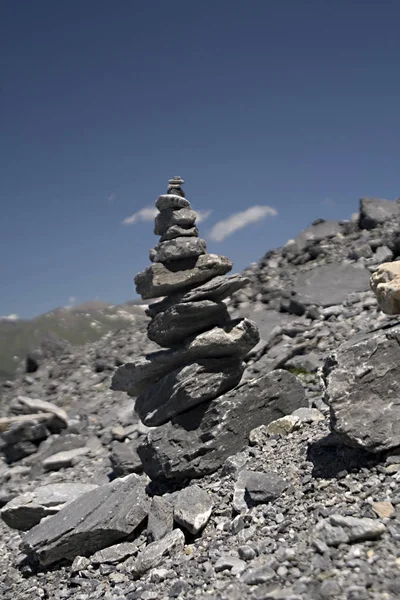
1;1;399;319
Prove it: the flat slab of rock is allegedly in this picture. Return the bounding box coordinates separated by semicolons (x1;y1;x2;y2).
146;274;249;317
91;540;140;565
112;318;259;396
137;370;307;480
359;197;400;230
131;529;185;578
1;483;98;531
323;323;400;452
135;254;232;299
370;261;400;315
147;496;174;542
9;396;68;431
149;237;206;263
147;300;230;347
135;358;245;426
155;194;191;211
20;474;149;565
173;485;213;534
233;470;288;512
42;447;90;471
294;263;371;307
314;514;386;546
154;208;197;236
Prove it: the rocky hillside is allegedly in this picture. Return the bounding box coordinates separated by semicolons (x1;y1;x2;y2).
0;196;400;600
0;301;148;383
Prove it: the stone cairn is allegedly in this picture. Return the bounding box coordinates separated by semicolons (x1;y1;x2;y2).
112;177;265;479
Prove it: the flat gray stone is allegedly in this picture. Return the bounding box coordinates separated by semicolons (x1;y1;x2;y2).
150;237;207;263
159;225;198;242
147;300;230;347
135;358;245;426
112;318;259;396
20;474;149;565
147;496;174;542
137;370;307;480
135;254;232;299
155;194;191;211
233;470;288;512
146;274;249;317
91;541;140;565
0;483;98;531
295;220;343;250
294;263;370;307
154;208;197;236
173;485;213;534
42;447;90;471
323;323;400;452
131;529;185;578
9;396;69;431
359;197;400;229
314;514;386;546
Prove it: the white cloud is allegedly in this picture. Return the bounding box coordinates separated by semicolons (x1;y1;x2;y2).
65;296;77;309
208;205;278;242
122;207;158;225
0;314;19;321
122;207;212;226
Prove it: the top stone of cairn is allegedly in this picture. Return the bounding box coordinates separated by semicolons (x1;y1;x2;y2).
167;176;185;197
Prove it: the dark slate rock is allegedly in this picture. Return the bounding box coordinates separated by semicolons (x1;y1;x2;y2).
149;237;206;263
173;485;213;534
240;470;288;504
131;529;185;578
20;474;149;565
90;541;140;565
112;318;259;396
109;440;143;477
146;274;250;318
359;197;400;230
134;254;232;299
154;208;197;236
323;323;400;453
147;300;230;347
293;263;370;307
147;496;174;542
159;224;199;242
137;370;307;480
135;358;245;426
155;194;191;211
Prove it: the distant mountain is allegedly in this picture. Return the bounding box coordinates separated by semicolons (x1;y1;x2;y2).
0;301;149;382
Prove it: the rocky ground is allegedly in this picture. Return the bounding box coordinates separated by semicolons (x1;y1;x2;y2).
1;197;400;600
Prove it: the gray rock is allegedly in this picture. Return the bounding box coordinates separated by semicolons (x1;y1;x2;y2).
20;474;149;565
135;253;232;299
323;323;400;452
147;300;230;347
294;263;371;306
373;244;393;263
314;514;386;546
155;194;191;211
147;496;174;542
233;470;288;511
0;483;98;531
154;208;197;236
137;370;307;480
150;237;206;263
112;318;259;396
42;447;89;471
173;485;213;534
109;440;143;477
295;220;343;250
135;358;245;426
131;529;185;578
359;197;400;229
146;274;249;317
91;541;140;565
214;555;246;575
159;225;199;242
9;396;69;431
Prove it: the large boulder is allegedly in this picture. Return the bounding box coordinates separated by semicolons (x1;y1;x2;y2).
137;370;307;480
370;261;400;315
323;323;400;452
359;197;400;230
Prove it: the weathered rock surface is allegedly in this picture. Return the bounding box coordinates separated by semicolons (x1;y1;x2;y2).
173;485;213;534
359;197;400;230
154;208;197;236
112;318;259;396
233;470;288;512
135;358;245;426
134;253;233;299
149;237;207;263
146;274;249;317
294;263;371;306
8;396;69;431
323;323;400;452
1;483;98;531
147;496;174;542
370;260;400;314
109;440;143;477
20;474;149;565
155;194;191;211
159;224;199;242
131;529;185;578
137;370;307;480
42;447;90;471
314;514;386;546
147;300;230;347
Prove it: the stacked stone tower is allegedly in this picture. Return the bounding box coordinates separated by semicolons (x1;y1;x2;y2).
112;177;262;477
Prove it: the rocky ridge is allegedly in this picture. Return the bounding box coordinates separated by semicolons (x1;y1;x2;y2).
0;194;400;599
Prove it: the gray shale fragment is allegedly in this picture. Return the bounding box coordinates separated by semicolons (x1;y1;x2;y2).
20;474;149;565
149;236;207;263
172;484;213;534
131;529;185;578
147;496;174;542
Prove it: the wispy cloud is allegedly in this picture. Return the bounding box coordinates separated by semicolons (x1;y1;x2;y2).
208;205;278;242
65;296;76;309
0;314;19;321
122;207;213;226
